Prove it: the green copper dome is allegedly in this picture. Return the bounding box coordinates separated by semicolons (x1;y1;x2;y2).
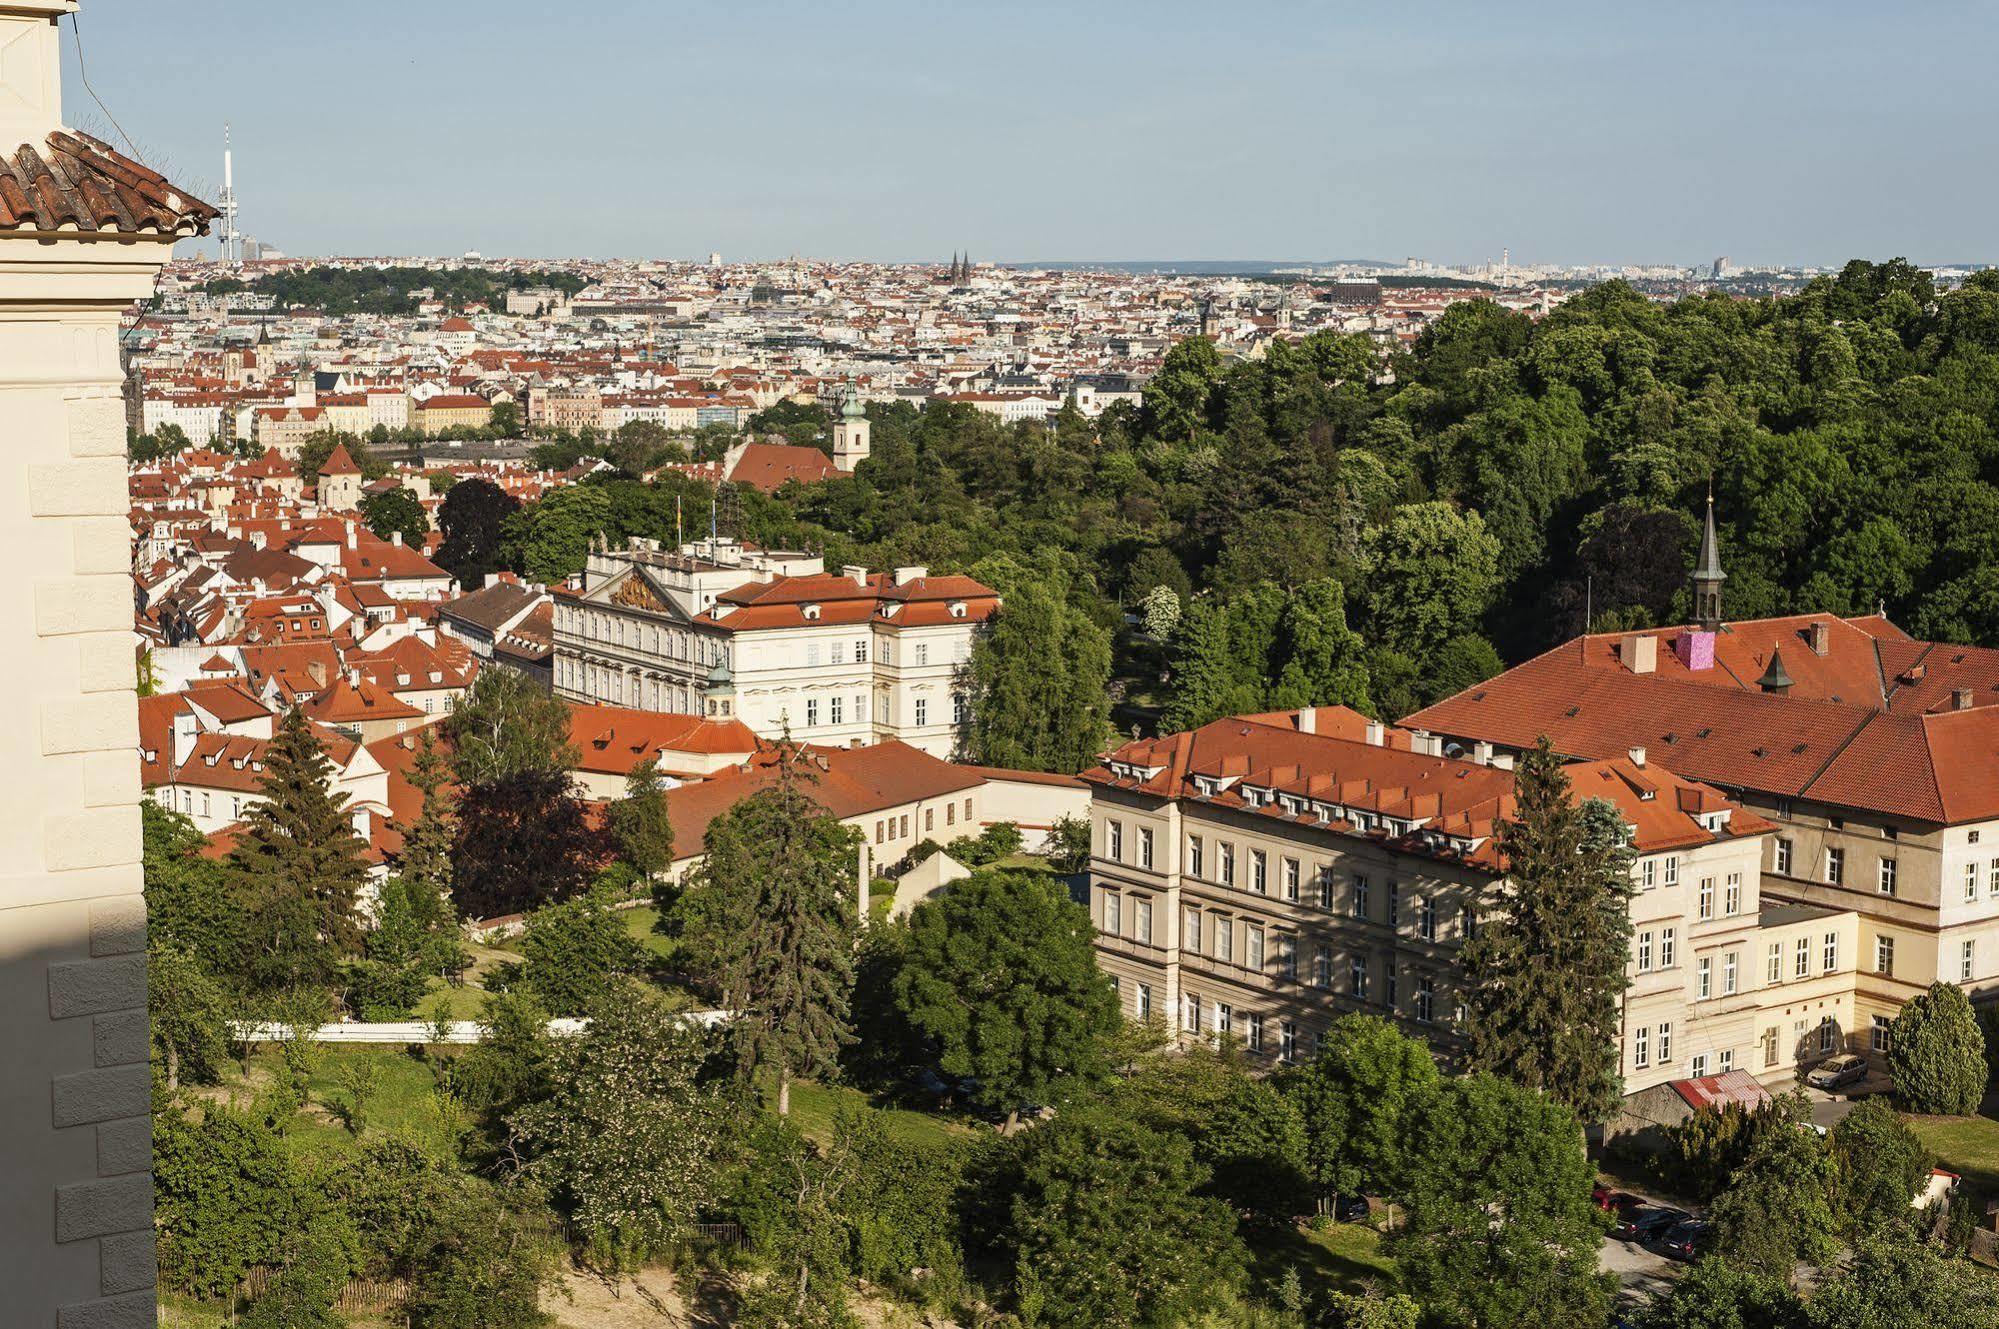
841;389;866;420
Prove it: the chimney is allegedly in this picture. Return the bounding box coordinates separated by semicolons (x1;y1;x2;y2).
0;3;66;148
172;711;197;769
346;523;357;550
1365;720;1385;746
1628;745;1647;768
842;564;869;587
1472;739;1494;766
1809;620;1830;656
391;530;403;546
307;660;328;688
1619;634;1658;675
893;565;928;586
1954;687;1974;711
1295;707;1317;735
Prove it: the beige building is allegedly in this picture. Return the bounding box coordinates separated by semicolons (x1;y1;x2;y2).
1084;709;1860;1094
553;537;998;758
0;3;215;1320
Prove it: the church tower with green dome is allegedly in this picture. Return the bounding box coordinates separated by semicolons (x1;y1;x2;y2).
832;383;871;472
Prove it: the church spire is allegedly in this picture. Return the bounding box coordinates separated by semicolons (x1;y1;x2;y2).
1693;487;1726;632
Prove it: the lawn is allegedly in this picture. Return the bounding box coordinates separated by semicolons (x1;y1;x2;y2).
783;1079;976;1150
201;1043;461;1164
1906;1112;1999;1203
620;902;682;961
1243;1217;1400;1303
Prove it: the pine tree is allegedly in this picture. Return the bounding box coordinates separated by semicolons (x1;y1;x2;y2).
609;755;675;878
227;707;371;993
677;748;859;1115
1460;738;1634;1123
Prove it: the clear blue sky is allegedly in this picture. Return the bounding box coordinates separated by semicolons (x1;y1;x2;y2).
60;0;1998;266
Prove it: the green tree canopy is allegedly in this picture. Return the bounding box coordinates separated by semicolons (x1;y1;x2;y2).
1888;980;1987;1115
1276;1013;1441;1199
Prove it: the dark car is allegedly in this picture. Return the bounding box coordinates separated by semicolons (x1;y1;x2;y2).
1610;1205;1687;1242
1805;1054;1869;1091
1331;1193;1371;1223
1657;1218;1712;1262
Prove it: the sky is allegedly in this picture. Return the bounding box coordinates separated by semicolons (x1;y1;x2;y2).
58;0;1999;267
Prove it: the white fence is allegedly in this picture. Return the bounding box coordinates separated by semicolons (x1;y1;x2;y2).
229;1009;730;1044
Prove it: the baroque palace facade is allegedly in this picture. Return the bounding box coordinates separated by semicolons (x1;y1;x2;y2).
552;536;998;758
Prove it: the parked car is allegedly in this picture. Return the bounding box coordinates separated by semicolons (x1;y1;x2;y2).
1610;1205;1688;1242
1591;1184;1641;1214
1806;1054;1869;1091
1657;1218;1712;1261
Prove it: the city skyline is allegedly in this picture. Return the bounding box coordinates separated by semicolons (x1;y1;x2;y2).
63;0;1999;267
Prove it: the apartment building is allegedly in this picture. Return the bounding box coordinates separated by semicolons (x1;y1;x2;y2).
1083;708;1859;1093
1405;503;1999;1064
552;537;997;757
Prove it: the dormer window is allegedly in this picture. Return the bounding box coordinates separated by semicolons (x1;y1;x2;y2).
804;604;822;620
949;601;967;618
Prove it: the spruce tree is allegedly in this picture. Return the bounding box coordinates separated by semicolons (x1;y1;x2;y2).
228;706;371;993
1460;737;1634;1123
677;749;859;1114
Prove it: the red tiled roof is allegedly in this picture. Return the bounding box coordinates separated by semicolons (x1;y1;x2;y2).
0;131;217;236
1669;1069;1771;1112
567;703;761;775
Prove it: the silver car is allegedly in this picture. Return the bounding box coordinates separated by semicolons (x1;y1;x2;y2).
1805;1053;1868;1090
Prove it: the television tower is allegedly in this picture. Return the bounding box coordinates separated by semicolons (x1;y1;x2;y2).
217;123;242;264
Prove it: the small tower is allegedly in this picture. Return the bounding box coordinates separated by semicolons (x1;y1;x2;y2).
831;385;871;472
317;441;363;512
1692;490;1726;632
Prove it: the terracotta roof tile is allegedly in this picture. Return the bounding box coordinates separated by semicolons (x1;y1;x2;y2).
1;131;216;235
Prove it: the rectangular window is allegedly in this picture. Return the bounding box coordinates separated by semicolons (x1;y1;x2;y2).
1634;1026;1650;1070
1969;864;1981;903
1419;895;1437;942
1875;935;1895;976
830;695;844;725
1723;951;1738;995
1136;983;1151;1021
1353;874;1370;920
1283;857;1301;902
1818;1018;1835;1053
1964;939;1977;982
1871;1015;1891;1053
875;820;885;843
1278;934;1296;979
1134;898;1153;945
913;698;928;726
1416;976;1435;1024
1664;855;1680;887
1187;836;1203;878
1823;931;1838;971
1246;924;1265;971
1220;843;1236;886
1181;992;1199;1033
1658;1022;1673;1064
1138;827;1154;870
1386;966;1398;1011
946;803;955;826
1775;838;1793;875
1796;936;1810;978
855;639;867;663
925;809;934;834
1349;955;1368;1001
1637;931;1653;973
1246;1014;1263;1053
1215;918;1233;963
1698;877;1714;920
914;643;929;666
1102;892;1121;937
1316;865;1333;909
1827;847;1845;885
1767;943;1782;984
1183;906;1201;952
1388;883;1400;929
1878;856;1896;896
807;642;821;667
1697;956;1712;1000
1660;927;1677;968
1280;1020;1297;1064
1641;859;1656;890
1251;850;1268;895
1217;1003;1233;1036
1725;873;1741;915
1108;820;1123;862
1719;1049;1734;1073
1313;944;1330;987
805;699;819;727
1692;1053;1709;1078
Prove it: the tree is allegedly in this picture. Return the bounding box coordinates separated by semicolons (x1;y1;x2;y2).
143;800;246;979
359;485;428;546
155;1103;313;1296
226;706;371;992
996;1112;1243;1329
401;1187;557;1329
1392;1072;1612;1329
517;884;648;1016
1460;739;1633;1122
1360;501;1501;662
1268;577;1372;713
1830;1098;1935;1234
962;555;1113;773
1144;335;1224;441
435;477;520;588
1809;1230;1999;1329
895;868;1120;1124
149;942;230;1089
1706;1113;1837;1284
515;483;613;583
1277;1013;1440;1200
609;755;675;877
487;399;522;437
507;979;720;1273
445;666;577;786
677;754;860;1115
1107;1041;1311;1218
1627;1257;1806;1329
1888;980;1987;1115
